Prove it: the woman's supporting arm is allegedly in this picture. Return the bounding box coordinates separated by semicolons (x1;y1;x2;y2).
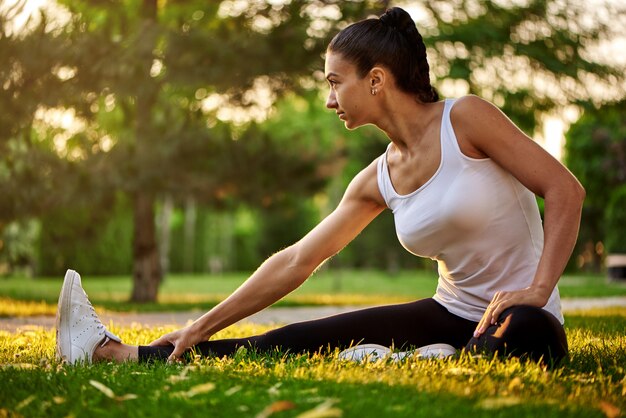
450;96;585;337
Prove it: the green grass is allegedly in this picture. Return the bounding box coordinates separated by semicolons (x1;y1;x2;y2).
1;310;625;417
1;270;625;315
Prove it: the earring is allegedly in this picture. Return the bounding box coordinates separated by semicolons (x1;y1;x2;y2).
371;88;377;96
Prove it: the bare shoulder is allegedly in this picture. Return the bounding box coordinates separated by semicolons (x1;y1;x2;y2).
450;95;508;129
449;95;526;159
343;157;387;210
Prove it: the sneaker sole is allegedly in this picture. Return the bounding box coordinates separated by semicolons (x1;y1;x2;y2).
56;269;77;363
416;343;457;359
338;344;391;361
339;343;457;362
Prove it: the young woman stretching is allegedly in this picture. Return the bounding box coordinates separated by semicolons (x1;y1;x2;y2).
56;7;584;366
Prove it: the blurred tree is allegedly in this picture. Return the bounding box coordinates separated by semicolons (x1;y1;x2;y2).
16;0;385;301
564;100;626;271
3;0;624;298
0;1;76;230
418;0;625;133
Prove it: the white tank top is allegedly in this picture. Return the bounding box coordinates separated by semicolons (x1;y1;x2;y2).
376;98;564;324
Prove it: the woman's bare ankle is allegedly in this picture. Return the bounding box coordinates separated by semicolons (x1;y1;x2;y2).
93;340;139;363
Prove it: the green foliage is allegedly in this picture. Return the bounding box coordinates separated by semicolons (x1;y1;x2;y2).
564;101;626;265
424;0;625;133
605;185;626;254
37;194;133;276
0;220;39;276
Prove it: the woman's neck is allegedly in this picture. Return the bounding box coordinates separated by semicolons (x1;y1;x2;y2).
375;92;441;154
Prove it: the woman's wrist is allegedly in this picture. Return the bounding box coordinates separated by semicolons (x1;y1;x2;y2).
528;283;552;306
189;315;214;342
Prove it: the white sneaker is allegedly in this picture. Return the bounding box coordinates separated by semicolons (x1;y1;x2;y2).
338;343;456;362
338;344;392;362
56;269;121;364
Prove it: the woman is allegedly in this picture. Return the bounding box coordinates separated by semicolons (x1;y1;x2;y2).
56;7;584;366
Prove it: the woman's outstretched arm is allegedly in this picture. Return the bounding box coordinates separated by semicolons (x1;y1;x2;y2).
149;159;386;361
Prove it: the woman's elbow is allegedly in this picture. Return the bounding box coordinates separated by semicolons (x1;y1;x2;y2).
561;178;585;214
572;179;586;205
282;244;318;277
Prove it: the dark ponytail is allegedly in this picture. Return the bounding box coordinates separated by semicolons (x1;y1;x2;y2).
328;7;438;103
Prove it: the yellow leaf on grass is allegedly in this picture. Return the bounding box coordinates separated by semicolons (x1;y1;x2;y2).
270;400;296;413
116;394;138;401
296;400;342;418
89;380;115;399
167;374;188;384
598;401;621;418
173;382;216;398
15;395;35;410
187;382;216;397
52;397;65;405
507;377;523;392
2;363;36;370
267;383;282;396
225;386;242;396
477;396;522;409
256;400;297;418
0;408;21;418
89;380;136;402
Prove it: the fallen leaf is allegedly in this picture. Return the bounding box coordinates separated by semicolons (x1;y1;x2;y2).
225;386;242;396
15;395;35;410
89;380;136;402
258;400;297;418
167;374;188;384
477;396;522;409
270;401;297;413
296;399;342;418
0;408;20;418
186;382;216;397
89;380;115;399
268;383;282;396
173;382;216;398
115;394;138;402
507;377;523;392
598;401;621;418
52;397;65;405
2;363;35;370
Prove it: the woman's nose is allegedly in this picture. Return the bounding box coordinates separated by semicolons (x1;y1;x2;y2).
326;90;337;109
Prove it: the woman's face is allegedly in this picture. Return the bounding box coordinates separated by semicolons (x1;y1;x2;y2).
324;51;374;129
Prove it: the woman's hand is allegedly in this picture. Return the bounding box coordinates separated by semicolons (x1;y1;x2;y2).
473;287;549;338
148;324;206;363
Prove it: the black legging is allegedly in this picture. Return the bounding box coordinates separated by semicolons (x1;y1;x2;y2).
139;298;568;364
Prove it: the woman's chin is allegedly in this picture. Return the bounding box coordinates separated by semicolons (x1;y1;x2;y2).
343;119;363;130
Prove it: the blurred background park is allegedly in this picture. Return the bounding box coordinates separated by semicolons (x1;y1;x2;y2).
0;0;625;305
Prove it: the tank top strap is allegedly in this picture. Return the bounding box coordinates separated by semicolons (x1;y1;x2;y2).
440;98;461;161
440;98;474;167
376;143;394;208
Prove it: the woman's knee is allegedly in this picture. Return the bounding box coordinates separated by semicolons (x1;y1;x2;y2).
466;305;568;364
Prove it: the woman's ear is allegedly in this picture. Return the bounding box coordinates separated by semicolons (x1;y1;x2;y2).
369;66;386;91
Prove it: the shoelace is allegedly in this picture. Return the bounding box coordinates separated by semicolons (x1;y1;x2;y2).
82;290;105;332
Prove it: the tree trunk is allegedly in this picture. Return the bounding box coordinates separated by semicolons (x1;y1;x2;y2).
158;194;173;274
131;192;162;302
183;196;196;272
130;0;160;303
